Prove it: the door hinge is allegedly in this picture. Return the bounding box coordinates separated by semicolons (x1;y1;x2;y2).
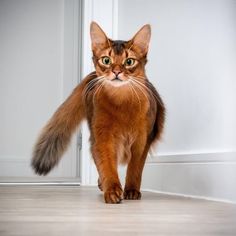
77;132;82;150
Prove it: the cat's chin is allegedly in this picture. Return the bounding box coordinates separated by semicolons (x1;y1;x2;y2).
106;79;129;88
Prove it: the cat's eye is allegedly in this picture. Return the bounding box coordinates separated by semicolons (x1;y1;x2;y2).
101;56;111;66
124;58;135;67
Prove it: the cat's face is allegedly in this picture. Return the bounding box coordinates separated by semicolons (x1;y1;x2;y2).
90;22;151;87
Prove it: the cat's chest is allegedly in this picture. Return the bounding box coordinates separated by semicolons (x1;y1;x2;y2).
99;84;148;104
95;100;148;123
95;88;150;118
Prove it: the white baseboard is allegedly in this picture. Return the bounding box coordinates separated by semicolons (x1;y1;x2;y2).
2;151;235;203
147;150;236;163
0;154;78;180
142;188;236;204
142;151;236;203
0;181;80;185
82;151;236;203
80;151;236;203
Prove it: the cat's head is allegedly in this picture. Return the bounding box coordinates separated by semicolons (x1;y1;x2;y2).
90;22;151;86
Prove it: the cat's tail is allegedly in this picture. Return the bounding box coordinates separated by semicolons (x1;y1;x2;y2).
148;82;166;144
31;73;95;175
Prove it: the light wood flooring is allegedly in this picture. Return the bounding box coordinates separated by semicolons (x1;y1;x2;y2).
0;186;236;236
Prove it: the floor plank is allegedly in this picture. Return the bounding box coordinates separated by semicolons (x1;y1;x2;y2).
0;186;235;236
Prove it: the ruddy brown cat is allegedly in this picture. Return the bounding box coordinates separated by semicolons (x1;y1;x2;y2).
32;22;165;203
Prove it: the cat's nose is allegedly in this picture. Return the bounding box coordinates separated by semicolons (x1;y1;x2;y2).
113;70;121;76
112;69;122;76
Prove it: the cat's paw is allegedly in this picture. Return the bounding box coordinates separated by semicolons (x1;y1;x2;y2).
104;184;123;204
124;189;141;200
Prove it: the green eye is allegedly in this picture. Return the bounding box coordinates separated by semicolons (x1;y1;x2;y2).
125;58;135;67
101;56;111;65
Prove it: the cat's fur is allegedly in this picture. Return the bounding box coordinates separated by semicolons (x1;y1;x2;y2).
31;22;165;203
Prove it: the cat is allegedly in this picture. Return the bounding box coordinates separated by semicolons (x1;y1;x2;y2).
31;22;165;204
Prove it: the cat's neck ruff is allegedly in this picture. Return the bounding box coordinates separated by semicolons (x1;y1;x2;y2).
95;79;150;109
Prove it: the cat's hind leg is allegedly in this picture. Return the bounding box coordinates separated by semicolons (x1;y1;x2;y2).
98;178;103;191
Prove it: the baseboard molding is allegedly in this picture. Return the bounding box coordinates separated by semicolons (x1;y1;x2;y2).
1;151;235;203
0;155;78;180
142;188;236;204
0;181;80;186
81;151;236;203
142;151;236;203
147;151;236;163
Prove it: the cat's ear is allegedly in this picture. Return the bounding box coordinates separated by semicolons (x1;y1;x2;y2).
131;24;151;55
90;22;109;51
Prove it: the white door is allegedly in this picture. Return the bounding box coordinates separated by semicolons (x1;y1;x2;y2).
0;0;82;182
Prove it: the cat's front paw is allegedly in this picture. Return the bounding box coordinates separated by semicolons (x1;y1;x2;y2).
124;189;141;200
104;184;123;204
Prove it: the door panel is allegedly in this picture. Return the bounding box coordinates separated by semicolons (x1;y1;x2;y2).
0;0;81;181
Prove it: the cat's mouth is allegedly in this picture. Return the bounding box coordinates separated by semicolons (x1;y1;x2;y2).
108;77;128;87
112;77;123;82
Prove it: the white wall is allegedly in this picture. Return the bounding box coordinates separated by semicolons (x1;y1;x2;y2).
117;0;236;202
118;0;236;155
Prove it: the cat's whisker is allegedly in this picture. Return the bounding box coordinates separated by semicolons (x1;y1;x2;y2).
92;79;106;104
83;81;99;97
83;76;105;99
92;84;102;105
127;83;134;100
134;75;147;80
82;78;99;95
129;79;150;103
128;82;141;110
128;76;149;100
96;79;107;98
83;82;97;97
133;82;157;105
133;76;161;93
87;76;105;88
93;80;104;96
131;77;163;105
130;78;152;97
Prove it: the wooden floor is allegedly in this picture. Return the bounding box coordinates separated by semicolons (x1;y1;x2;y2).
0;186;236;236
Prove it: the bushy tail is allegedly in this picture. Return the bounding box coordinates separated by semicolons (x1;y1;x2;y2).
31;73;95;175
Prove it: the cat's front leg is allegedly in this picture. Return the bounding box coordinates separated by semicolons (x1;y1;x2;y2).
92;142;123;204
124;139;150;200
